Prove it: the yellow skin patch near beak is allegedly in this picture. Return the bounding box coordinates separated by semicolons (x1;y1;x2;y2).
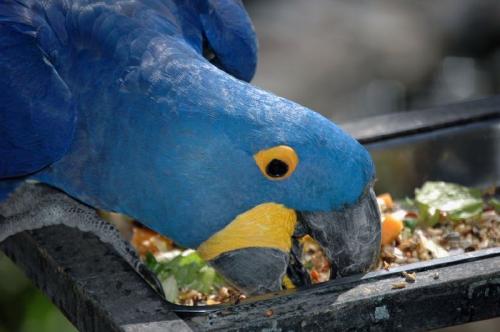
197;203;297;261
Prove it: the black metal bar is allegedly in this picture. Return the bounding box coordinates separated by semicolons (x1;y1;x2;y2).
186;251;500;331
342;95;500;143
3;224;500;331
0;226;192;332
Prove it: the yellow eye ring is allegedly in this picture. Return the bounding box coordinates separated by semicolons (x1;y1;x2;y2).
254;145;299;180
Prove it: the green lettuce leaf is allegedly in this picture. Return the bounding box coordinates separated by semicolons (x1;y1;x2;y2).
145;252;226;295
489;198;500;212
415;181;484;225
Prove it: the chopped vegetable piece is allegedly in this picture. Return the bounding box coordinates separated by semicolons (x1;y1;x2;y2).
124;180;499;305
310;270;320;282
416;230;449;258
132;226;174;257
145;251;226;300
162;276;179;302
415;182;484;225
377;193;394;210
300;235;331;282
381;214;404;245
489;198;500;212
403;217;418;231
402;197;416;209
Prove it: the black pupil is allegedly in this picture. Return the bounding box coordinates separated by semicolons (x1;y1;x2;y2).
266;159;289;178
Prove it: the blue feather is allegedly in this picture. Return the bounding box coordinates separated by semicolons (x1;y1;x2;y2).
0;178;22;201
0;0;374;249
199;0;257;81
0;25;75;177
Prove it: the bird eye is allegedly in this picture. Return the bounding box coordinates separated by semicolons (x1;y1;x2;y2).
254;145;299;180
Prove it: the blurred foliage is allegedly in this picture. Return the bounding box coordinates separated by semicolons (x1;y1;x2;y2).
0;252;76;332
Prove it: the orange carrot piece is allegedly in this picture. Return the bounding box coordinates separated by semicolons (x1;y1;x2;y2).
381;214;404;245
131;226;174;257
310;270;320;282
377;193;394;210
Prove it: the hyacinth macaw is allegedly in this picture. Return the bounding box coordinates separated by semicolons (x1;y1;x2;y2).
0;0;380;296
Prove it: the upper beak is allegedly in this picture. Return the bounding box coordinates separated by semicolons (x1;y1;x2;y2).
297;185;381;279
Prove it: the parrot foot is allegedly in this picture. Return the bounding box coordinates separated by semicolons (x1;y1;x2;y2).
0;182;164;297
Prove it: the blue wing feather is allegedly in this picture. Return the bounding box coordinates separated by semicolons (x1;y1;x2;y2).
199;0;258;82
0;0;372;251
0;0;257;178
0;25;76;178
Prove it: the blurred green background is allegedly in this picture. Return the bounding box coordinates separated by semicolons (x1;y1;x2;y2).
0;252;76;332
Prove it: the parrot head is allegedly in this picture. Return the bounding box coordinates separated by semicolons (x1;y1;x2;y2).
17;0;382;295
148;57;381;294
38;49;380;294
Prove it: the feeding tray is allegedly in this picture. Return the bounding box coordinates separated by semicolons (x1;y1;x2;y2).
1;96;500;331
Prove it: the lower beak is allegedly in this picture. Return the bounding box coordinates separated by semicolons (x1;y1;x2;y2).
298;186;381;279
208;247;290;295
203;185;381;295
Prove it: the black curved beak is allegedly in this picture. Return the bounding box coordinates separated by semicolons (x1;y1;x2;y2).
297;185;381;279
207;184;381;296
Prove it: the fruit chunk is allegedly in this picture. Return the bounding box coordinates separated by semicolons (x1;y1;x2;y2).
377;193;394;210
381;214;404;245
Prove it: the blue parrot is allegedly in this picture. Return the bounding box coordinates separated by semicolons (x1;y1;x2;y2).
0;0;380;296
